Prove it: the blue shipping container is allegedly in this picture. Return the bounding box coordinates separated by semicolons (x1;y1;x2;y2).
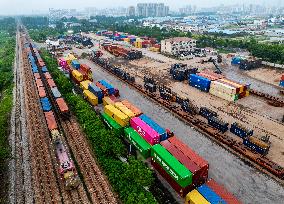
98;80;115;95
197;184;226;204
40;97;52;112
51;87;62;98
280;80;284;87
189;74;211;92
88;83;103;103
32;67;38;73
139;114;167;141
42;66;48;73
71;60;80;69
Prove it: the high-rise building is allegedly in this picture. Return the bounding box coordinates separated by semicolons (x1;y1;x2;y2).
49;8;69;22
137;3;169;17
128;6;136;16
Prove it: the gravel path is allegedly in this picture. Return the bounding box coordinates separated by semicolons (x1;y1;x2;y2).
80;58;284;204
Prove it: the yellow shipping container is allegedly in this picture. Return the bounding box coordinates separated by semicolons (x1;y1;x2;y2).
65;53;77;64
83;90;98;106
219;78;244;93
80;80;91;90
185;190;210;204
153;48;160;52
114;102;135;118
135;42;142;48
72;70;83;82
211;81;237;95
103;97;115;106
104;105;129;127
245;90;250;97
209;87;238;102
124;38;130;42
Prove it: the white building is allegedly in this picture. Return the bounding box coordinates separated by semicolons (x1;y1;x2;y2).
161;37;197;56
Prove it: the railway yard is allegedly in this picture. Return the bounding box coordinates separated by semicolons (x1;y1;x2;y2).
5;23;284;204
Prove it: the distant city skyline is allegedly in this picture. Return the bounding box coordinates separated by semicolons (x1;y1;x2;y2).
0;0;283;15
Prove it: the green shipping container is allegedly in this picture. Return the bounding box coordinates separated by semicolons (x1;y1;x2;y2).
101;113;123;135
124;127;152;159
151;144;192;188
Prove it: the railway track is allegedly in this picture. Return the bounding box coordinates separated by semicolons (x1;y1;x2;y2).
93;59;284;184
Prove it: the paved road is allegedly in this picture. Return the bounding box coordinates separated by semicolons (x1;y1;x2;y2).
80;58;284;204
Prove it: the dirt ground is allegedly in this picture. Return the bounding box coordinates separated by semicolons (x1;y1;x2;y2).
245;67;284;87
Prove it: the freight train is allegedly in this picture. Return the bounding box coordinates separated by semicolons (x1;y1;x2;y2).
56;59;241;203
25;40;80;190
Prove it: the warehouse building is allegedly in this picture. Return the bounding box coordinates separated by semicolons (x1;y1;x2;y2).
161;37;197;56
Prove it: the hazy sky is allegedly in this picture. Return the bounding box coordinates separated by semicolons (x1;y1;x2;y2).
0;0;282;15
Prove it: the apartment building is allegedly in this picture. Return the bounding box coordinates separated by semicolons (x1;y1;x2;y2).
161;37;197;55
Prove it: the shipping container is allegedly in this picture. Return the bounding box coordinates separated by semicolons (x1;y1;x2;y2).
230;122;253;138
41;66;48;73
103;96;115;106
197;71;224;81
71;70;84;82
124;127;151;158
36;79;43;88
40;97;51;112
83;90;98;106
209;87;238;102
88;83;103;103
139;114;167;141
211;80;237;95
34;73;41;79
280;80;284;87
51;87;61;99
130;117;160;145
168;137;209;185
121;100;142;116
55;98;69;114
101;112;123;135
161;140;207;188
218;78;245;93
114;102;135;118
44;111;58;131
47;79;56;88
206;179;241;204
44;72;52;79
185;189;210;204
151;144;192;188
71;60;80;69
104;105;129;127
80;80;91;90
38;86;46;98
96;82;109;95
189;74;211;92
197;184;226;204
151;159;193;197
98;80;115;95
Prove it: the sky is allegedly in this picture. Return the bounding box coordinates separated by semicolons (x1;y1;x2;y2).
0;0;282;15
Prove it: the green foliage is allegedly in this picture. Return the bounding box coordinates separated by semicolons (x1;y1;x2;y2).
40;50;157;203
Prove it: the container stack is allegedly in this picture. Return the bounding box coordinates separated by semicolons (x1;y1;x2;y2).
280;74;284;87
104;105;129;127
189;74;211;92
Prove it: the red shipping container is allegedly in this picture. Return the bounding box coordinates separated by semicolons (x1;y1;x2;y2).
151;159;194;197
44;111;58;131
281;75;284;81
96;82;108;95
47;79;56;88
56;98;69;113
38;86;46;98
34;73;41;79
161;140;207;186
109;95;119;103
168;137;209;181
36;79;43;87
206;179;242;204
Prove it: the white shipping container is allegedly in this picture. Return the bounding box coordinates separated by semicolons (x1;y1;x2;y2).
211;81;237;95
209;88;238;102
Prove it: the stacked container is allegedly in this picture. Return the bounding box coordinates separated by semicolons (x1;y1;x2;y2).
88;83;103;103
197;184;226;203
98;80;115;95
124;127;152;159
80;80;91;90
197;71;224;81
151;144;193;188
209;80;239;102
218;78;249;100
104;105;129;127
101;112;123;135
189;74;211;92
71;60;80;69
83;90;98;106
121;100;142;116
71;70;83;84
139;114;168;141
130;117;160;145
185;189;210;204
114;102;135;119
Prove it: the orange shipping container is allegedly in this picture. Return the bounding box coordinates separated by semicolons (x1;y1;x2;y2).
38;86;46;98
56;98;69;113
44;72;52;79
121;100;142;116
44;111;58;131
34;73;41;79
36;79;43;87
47;79;56;88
